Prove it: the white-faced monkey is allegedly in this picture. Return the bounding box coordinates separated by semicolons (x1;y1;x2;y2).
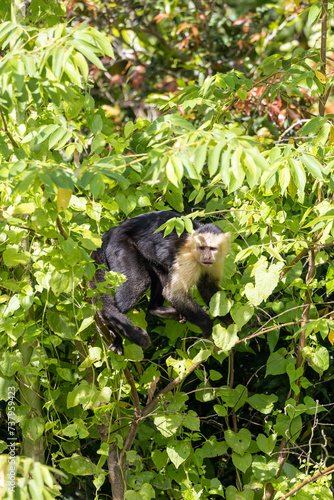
90;211;230;351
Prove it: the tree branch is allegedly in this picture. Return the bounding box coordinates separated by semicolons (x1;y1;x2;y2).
319;0;328;117
279;464;334;500
279;227;326;279
122;367;141;453
0;107;19;149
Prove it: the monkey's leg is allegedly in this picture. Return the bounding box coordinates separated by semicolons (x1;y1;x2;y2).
99;293;151;348
148;271;186;322
92;243;152;348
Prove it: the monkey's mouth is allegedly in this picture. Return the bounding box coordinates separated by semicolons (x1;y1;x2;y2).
202;262;213;266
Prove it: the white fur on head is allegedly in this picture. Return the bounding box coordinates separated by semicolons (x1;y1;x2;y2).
168;230;231;297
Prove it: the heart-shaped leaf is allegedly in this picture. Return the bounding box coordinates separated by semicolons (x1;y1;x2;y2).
232;451;252;472
245;263;280;306
231;303;254;330
167;440;191;468
224;428;252;455
226;485;254;500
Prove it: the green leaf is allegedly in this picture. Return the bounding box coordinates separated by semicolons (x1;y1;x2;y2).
90;172;105;198
278;166;290;194
79;347;102;368
12;57;25;92
224;429;251;455
209;291;233;317
194;142;208;173
289;158;306;194
226;486;254;500
57;187;72;211
124;492;142;500
0;377;18;401
166;157;183;187
49;127;68;149
245;263;280;306
166;440;191;468
21;417;45;443
232;451;252;473
123;344;144;362
124;121;137;138
0;22;16;43
303;345;329;375
247;147;270;171
301;154;323;180
230;303;254;330
252;456;279;482
67;380;93;408
52;46;66;79
46;311;76;339
91;133;106;153
115;193;136;215
195;437;228;462
244;152;260;189
231;146;244;184
183;410;200;431
307;3;321;27
170;114;195;131
275;413;302;439
73;51;89;80
265;348;287;376
0;351;23;377
256;433;277;455
222;384;248;411
59;455;96;475
87;28;115;58
69;39;106;70
213;404;227;417
3;245;30;267
220;145;231;185
208;140;225;176
152;450;168;470
191;349;211;363
4;295;21;315
212;324;238;351
153;414;183;437
247;393;278;414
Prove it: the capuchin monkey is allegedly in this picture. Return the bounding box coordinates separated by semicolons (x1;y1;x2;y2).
90;211;230;351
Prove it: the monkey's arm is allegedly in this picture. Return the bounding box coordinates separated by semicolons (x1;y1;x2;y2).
197;274;221;306
197;274;233;327
163;286;213;336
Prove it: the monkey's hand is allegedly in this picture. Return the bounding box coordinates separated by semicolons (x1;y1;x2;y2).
149;306;181;321
178;314;187;324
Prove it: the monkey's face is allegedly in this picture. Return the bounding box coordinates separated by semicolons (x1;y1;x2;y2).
193;233;227;267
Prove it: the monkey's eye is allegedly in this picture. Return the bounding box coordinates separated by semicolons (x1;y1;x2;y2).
199;246;206;250
209;247;218;251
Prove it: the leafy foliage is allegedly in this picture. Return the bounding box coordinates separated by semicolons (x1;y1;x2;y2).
0;1;334;499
